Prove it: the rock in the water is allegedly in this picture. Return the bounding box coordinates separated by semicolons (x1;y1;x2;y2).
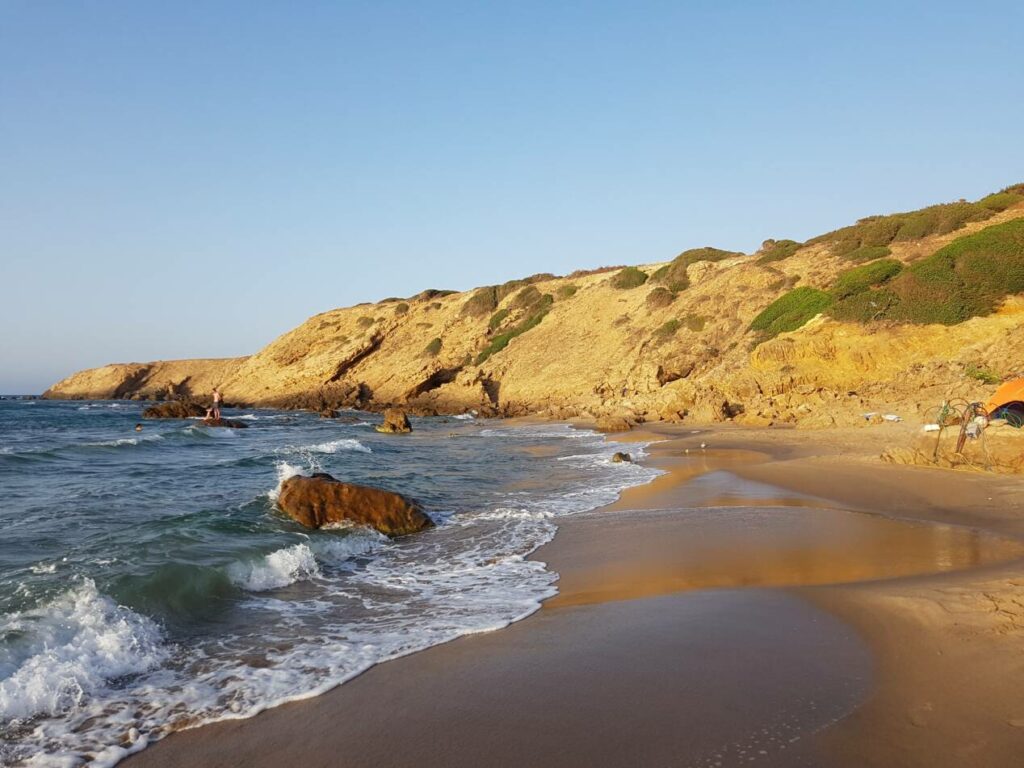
201;418;248;429
277;473;432;536
143;400;207;419
320;409;340;419
595;415;632;432
611;451;632;463
375;408;412;434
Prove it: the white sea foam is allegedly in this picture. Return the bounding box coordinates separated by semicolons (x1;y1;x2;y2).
227;544;321;591
478;424;590;439
267;461;305;502
467;507;554;522
30;562;58;574
85;435;164;448
0;579;168;722
282;438;371;455
452;413;474;421
312;530;388;566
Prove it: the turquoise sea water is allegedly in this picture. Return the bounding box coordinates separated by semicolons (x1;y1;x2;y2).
0;401;657;766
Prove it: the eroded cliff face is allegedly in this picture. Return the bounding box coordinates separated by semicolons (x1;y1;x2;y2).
44;204;1024;428
45;358;248;402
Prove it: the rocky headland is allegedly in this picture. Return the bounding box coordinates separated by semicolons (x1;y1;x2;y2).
46;185;1024;432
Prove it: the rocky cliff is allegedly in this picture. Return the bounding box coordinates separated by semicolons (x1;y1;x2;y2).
45;186;1024;428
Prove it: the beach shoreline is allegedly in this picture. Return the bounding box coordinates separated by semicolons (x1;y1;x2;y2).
126;422;1024;768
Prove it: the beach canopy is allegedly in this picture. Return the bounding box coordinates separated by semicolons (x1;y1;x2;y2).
985;378;1024;422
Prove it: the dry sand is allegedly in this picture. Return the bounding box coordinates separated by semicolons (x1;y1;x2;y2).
128;424;1024;768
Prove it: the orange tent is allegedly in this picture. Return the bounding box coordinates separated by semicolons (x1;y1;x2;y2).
985;378;1024;416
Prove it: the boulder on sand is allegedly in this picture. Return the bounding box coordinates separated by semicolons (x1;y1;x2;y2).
375;408;412;434
595;415;632;432
143;400;207;419
611;451;632;463
277;473;432;536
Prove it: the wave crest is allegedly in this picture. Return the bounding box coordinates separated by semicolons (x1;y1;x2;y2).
226;544;321;591
0;579;168;722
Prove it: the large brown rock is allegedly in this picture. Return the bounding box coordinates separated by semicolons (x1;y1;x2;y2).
595;415;632;432
375;408;412;433
277;473;432;536
200;418;248;429
143;400;207;419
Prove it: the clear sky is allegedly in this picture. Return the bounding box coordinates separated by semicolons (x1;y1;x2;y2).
1;1;1021;393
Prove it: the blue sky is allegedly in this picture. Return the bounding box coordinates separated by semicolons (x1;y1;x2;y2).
1;1;1021;393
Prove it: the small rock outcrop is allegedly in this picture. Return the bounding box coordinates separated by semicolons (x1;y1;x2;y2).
611;451;632;463
277;473;432;536
375;408;412;433
143;400;207;419
200;418;248;429
320;409;340;419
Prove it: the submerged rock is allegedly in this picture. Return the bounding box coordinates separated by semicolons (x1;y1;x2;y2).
611;451;632;463
375;408;412;434
277;473;432;536
143;400;207;419
320;408;340;419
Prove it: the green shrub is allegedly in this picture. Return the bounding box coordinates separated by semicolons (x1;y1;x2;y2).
965;364;1000;385
749;287;833;340
556;284;578;299
475;295;554;364
495;279;528;302
510;285;543;309
892;218;1024;324
488;308;510;330
645;287;676;309
611;267;649;289
462;286;499;317
415;288;457;301
356;316;375;328
756;239;802;264
394;302;410;315
843;245;892;263
828;287;899;322
828;218;1024;326
650;246;743;291
525;272;557;283
682;313;707;331
979;192;1023;212
809;185;1024;258
424;337;442;357
653;319;681;341
829;259;904;301
567;265;625;278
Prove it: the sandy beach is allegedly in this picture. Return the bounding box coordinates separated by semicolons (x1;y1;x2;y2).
128;423;1024;768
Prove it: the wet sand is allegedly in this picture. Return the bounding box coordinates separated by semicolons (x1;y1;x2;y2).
129;424;1024;768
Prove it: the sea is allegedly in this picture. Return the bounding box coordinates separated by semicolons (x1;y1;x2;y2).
0;400;658;767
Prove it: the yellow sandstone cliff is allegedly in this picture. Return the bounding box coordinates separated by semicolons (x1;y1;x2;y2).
45;193;1024;429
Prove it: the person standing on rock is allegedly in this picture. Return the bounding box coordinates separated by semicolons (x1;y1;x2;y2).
212;387;223;420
